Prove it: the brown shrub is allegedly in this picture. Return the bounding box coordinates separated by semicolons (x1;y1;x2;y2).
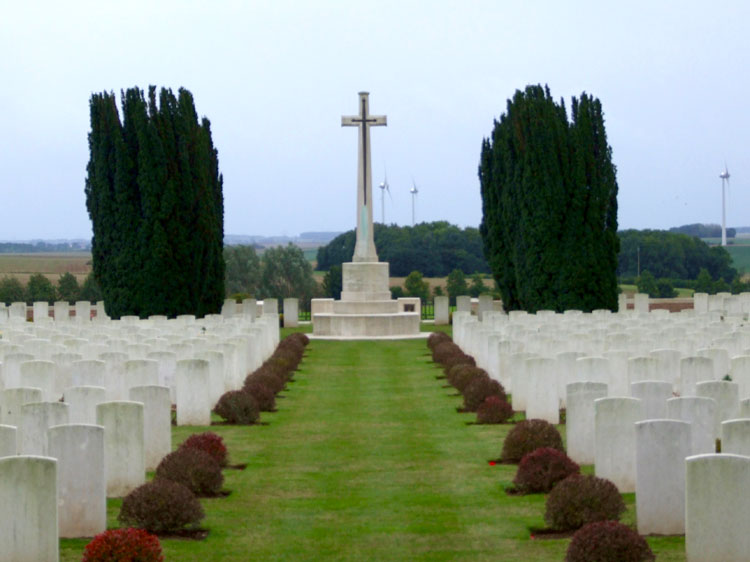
545;474;626;531
118;480;204;533
501;419;564;463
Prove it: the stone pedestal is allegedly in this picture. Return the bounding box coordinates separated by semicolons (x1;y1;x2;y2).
313;261;420;338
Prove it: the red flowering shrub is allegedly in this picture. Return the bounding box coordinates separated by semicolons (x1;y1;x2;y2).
213;389;260;424
243;380;276;411
566;521;655;562
476;395;514;424
501;419;564;463
82;527;164;562
118;480;204;533
155;447;224;496
462;376;506;412
545;474;626;531
512;447;580;493
180;432;228;467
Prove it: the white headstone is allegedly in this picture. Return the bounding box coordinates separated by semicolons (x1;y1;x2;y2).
525;357;559;423
0;387;43;427
64;385;106;425
75;301;91;323
283;298;299;328
456;295;471;313
630;380;672;419
729;355;750;400
594;396;644;492
124;359;160;391
721;419;750;456
667;396;717;455
19;401;69;455
0;424;17;457
0;455;58;561
635;419;691;534
696;380;740;437
566;381;608;464
686;454;750;562
53;301;70;322
680;356;715;397
175;359;212;426
129;385;171;471
434;296;449;325
96;401;145;497
48;423;106;538
19;360;57;402
71;359;105;388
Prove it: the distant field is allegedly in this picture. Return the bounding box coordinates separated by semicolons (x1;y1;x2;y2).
724;245;750;274
0;252;92;284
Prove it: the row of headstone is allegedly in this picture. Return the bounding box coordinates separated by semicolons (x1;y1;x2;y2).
451;303;750;556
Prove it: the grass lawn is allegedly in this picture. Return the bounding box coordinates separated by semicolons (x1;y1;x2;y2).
60;334;686;561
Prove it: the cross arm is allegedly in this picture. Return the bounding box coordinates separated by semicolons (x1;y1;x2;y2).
341;116;360;127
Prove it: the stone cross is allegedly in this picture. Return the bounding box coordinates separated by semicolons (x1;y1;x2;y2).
342;91;386;262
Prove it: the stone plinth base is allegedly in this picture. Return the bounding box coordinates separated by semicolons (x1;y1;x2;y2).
313;311;420;337
341;262;391;302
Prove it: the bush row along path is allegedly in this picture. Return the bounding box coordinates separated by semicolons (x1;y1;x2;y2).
62;336;685;561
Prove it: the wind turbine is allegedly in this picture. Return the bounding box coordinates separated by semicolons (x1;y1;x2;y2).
378;171;391;224
720;164;730;247
410;180;419;226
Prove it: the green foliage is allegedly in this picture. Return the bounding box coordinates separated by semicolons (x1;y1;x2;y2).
315;221;490;277
26;273;56;304
432;285;444;297
479;85;619;312
85;86;224;319
390;285;404;299
501;419;564;463
56;272;80;304
566;521;655;562
259;244;318;306
656;278;677;298
468;272;486;297
544;474;626;531
404;270;430;302
118;479;204;533
0;276;26;304
618;229;737;281
322;264;343;299
79;272;103;302
224;245;261;296
446;269;468;305
695;268;714;293
636;270;658;296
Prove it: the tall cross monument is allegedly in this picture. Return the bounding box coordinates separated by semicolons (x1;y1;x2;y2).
342;92;387;262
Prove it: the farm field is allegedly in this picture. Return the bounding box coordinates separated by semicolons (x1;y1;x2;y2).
59;332;685;561
0;252;91;284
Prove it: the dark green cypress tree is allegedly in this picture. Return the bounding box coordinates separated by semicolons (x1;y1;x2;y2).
479;85;619;312
85;86;224;318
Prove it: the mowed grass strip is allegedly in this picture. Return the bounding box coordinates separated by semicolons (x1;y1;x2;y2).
61;336;686;561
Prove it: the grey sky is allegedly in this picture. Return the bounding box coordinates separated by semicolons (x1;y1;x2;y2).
1;1;748;240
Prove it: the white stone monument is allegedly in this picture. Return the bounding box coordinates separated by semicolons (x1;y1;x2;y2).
594;396;644;492
0;424;17;457
129;385;171;471
667;396;717;454
0;455;59;561
686;454;750;561
96;401;145;497
634;419;691;534
434;296;449;325
566;381;608;464
175;359;212;425
312;92;419;338
48;423;106;538
283;298;299;328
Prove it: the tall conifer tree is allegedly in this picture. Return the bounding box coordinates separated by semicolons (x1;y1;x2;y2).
85;86;224;318
479;85;619;312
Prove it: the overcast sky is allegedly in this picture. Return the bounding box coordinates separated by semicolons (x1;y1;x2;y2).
1;1;748;240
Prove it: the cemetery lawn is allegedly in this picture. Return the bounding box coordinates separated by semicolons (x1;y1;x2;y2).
60;335;685;561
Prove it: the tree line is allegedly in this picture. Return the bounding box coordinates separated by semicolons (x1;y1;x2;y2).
669;223;736;239
0;273;102;305
315;221;490;277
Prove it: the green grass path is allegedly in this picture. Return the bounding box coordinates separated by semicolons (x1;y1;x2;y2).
62;337;685;561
